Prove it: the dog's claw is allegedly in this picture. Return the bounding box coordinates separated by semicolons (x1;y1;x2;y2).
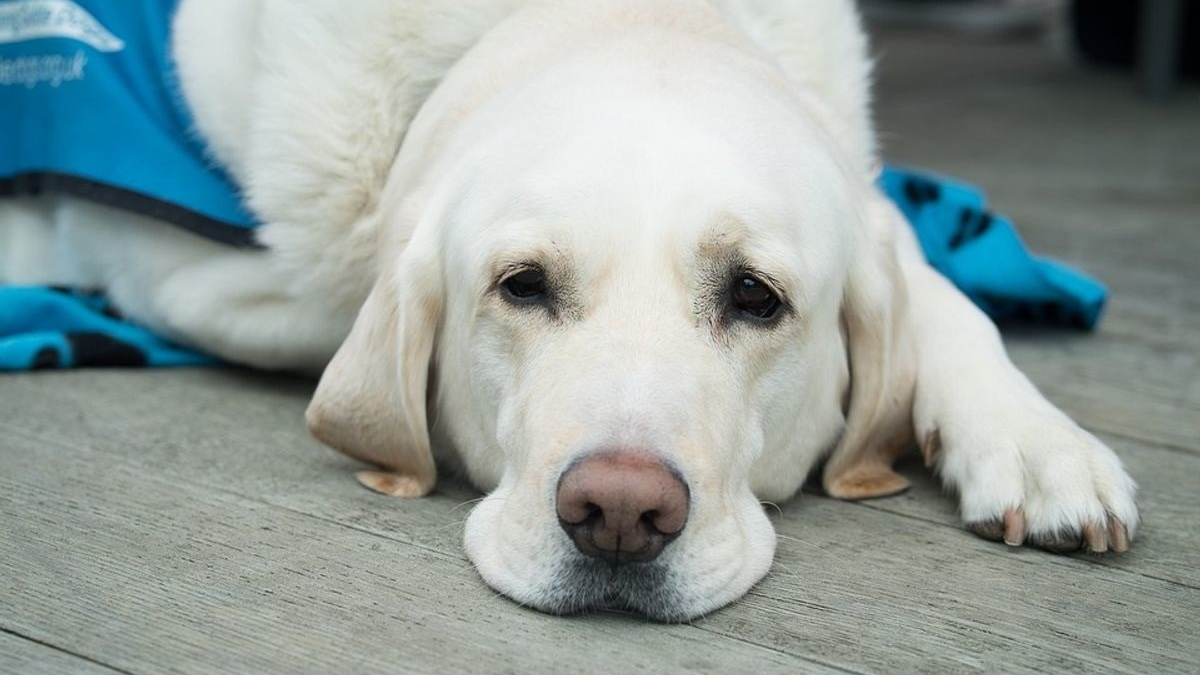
1109;519;1130;553
969;511;1138;555
968;510;1137;555
1083;521;1108;553
1002;507;1025;546
967;506;1030;547
921;429;941;469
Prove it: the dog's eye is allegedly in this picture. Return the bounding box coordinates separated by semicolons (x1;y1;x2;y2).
501;268;548;302
732;274;781;320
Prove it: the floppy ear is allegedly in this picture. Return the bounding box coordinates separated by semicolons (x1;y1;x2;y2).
822;194;917;500
306;247;441;498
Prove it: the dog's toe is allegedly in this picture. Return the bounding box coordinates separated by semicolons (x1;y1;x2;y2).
966;507;1028;546
1030;530;1084;554
966;517;1004;541
1001;507;1026;546
1027;516;1131;555
1109;519;1131;553
933;404;1139;555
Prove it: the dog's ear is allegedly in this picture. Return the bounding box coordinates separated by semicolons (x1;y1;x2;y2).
822;194;917;500
306;246;441;498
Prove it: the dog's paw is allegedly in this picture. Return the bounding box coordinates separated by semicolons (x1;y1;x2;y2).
924;401;1138;554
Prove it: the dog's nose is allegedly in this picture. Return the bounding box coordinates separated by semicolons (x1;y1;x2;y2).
556;451;689;565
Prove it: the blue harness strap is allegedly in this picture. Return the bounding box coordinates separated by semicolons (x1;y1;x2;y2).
0;0;259;246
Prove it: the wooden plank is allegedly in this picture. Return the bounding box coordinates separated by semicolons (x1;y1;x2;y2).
0;435;833;675
3;370;1198;674
0;369;472;554
709;493;1198;675
1;303;1193;547
0;632;128;675
873;35;1200;212
1003;333;1199;453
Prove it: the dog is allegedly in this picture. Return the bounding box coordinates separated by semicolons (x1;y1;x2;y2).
0;0;1138;621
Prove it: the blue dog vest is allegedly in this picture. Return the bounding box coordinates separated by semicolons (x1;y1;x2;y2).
0;0;258;246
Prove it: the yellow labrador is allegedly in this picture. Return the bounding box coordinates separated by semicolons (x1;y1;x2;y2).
1;0;1138;620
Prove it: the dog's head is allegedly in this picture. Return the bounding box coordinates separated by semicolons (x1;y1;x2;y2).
308;1;912;621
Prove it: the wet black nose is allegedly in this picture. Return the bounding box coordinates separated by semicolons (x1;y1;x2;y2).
556;451;689;565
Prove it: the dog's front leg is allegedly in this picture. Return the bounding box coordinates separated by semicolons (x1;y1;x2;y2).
884;195;1139;553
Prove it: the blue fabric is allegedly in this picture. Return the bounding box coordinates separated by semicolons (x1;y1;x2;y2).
0;287;217;369
0;0;258;244
879;166;1106;330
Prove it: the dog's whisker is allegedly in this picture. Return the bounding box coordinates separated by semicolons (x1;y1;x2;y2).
774;533;836;560
429;518;471;533
768;559;803;583
760;500;785;518
447;496;488;514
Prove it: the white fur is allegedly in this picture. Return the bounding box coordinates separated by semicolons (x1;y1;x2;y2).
0;0;1137;620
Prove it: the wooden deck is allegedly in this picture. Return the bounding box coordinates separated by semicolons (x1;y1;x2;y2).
3;27;1197;675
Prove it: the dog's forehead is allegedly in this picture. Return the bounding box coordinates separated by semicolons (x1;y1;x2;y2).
476;60;842;196
435;45;860;291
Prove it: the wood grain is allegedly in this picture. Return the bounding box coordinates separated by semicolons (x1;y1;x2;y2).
0;632;128;675
3;368;1198;674
1;434;830;675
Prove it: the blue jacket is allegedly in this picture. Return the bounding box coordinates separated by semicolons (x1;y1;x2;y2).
0;0;258;246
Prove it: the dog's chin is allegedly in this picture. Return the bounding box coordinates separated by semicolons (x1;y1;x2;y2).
483;554;749;623
536;558;691;622
463;508;695;621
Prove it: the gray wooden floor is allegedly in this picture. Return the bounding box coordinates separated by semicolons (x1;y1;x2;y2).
3;27;1198;675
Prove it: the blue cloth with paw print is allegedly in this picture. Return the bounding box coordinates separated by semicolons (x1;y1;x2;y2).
879;166;1106;330
0;287;218;369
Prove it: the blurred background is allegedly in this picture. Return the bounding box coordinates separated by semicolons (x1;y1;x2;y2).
864;0;1198;98
861;0;1197;361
